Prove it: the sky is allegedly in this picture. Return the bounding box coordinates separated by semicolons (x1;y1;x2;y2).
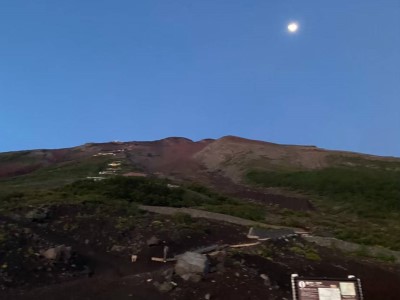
1;1;399;157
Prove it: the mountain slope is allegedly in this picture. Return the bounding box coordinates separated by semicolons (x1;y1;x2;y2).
1;135;399;185
194;135;400;181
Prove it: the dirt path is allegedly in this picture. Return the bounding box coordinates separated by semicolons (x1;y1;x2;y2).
138;205;306;233
139;206;400;264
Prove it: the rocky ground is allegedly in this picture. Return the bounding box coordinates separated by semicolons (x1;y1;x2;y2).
0;204;399;300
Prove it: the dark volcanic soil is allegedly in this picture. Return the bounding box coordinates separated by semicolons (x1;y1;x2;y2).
0;204;399;300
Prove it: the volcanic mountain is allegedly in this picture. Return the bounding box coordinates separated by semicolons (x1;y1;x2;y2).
1;135;399;211
1;136;400;300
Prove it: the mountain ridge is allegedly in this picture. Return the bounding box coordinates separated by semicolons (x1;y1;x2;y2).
1;135;399;182
1;135;399;159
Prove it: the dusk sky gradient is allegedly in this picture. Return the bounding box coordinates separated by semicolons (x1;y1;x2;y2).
1;1;399;156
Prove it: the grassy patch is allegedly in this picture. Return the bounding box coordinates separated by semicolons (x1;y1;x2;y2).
289;244;321;261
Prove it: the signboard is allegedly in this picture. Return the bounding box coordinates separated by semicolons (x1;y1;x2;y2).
291;274;363;300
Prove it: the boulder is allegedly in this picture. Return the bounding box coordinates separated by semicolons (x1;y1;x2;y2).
175;252;209;279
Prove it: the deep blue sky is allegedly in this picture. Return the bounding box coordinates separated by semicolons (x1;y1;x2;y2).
1;1;399;157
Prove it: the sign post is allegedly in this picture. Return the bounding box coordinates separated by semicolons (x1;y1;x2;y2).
291;274;363;300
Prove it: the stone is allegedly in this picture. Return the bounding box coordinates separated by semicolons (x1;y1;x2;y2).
205;293;211;300
260;274;268;279
147;236;160;246
260;274;271;286
154;281;175;293
42;248;58;260
175;252;209;277
25;208;49;222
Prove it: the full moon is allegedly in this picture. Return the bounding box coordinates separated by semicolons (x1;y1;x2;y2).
288;22;299;33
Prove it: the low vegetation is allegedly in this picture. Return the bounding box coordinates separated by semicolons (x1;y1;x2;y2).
0;176;266;222
247;167;400;215
247;166;400;250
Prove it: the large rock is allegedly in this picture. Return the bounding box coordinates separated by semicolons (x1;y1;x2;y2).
175;252;209;280
41;245;71;262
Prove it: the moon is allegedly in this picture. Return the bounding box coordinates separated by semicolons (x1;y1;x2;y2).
288;22;299;33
